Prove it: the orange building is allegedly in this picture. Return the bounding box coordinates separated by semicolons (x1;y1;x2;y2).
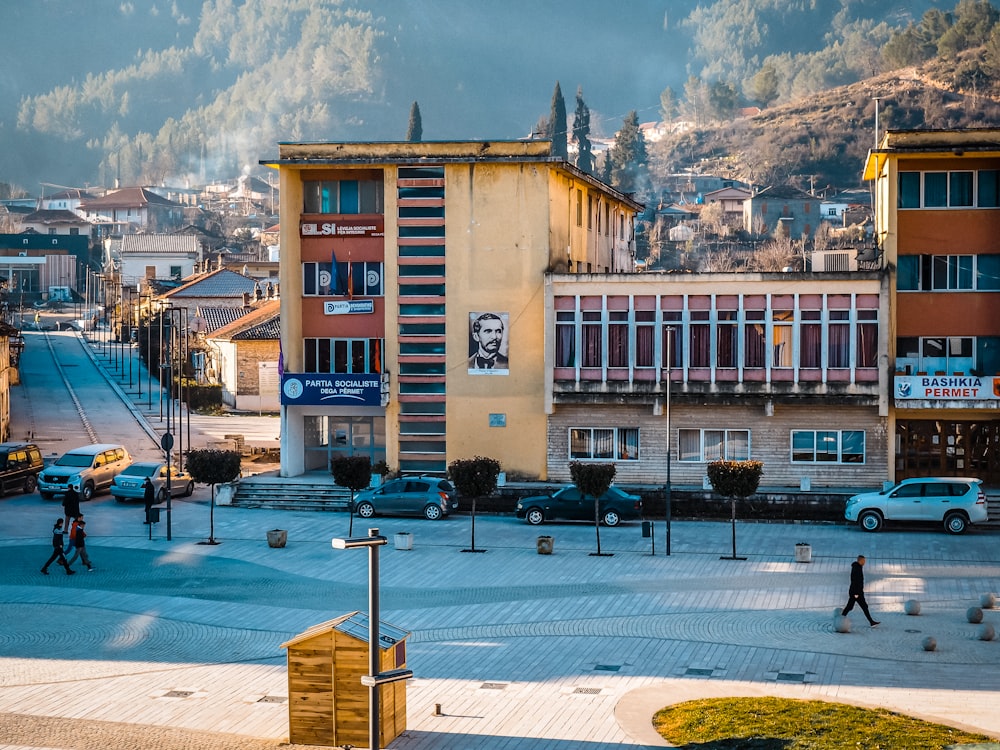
865;129;1000;483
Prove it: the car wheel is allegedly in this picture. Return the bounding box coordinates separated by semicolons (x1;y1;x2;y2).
944;512;968;535
40;491;53;500
602;510;622;527
859;510;883;532
113;495;125;503
356;501;376;519
81;482;95;502
156;487;169;503
424;504;443;520
24;475;37;494
525;508;545;525
183;481;194;497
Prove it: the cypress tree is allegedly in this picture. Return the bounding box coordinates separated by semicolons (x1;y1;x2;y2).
573;86;593;174
548;82;568;160
406;101;423;142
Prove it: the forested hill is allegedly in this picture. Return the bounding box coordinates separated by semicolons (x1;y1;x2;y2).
0;0;966;192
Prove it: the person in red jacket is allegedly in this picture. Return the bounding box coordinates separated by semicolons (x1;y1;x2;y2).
66;518;93;571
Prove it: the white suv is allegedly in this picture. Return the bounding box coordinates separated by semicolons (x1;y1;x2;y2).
38;444;133;501
845;477;988;535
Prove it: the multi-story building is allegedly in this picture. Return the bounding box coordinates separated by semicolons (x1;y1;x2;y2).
865;129;1000;483
264;141;641;479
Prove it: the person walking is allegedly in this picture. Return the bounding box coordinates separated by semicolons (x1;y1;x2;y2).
65;518;93;571
143;477;155;524
841;554;879;626
62;487;81;537
41;518;75;575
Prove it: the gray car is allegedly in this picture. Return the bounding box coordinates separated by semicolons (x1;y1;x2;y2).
351;476;458;520
111;461;195;503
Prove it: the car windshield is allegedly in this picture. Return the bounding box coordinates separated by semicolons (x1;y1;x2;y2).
119;464;158;477
55;454;94;468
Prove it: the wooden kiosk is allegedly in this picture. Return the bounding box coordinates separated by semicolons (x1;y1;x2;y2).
282;611;409;747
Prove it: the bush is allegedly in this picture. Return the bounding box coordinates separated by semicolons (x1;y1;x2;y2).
707;460;763;498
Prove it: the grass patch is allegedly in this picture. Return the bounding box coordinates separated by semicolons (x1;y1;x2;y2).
653;696;995;749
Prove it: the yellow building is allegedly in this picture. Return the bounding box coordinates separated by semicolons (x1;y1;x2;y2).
262;141;641;479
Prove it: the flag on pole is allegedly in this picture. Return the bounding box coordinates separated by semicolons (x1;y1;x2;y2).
332;248;349;296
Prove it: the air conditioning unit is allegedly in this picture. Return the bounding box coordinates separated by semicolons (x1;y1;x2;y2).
17;252;27;257
810;250;857;272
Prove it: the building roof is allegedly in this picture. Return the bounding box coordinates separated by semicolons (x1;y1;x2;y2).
208;300;280;341
195;306;248;333
163;268;258;299
751;185;818;201
120;234;200;256
21;209;87;225
79;187;183;210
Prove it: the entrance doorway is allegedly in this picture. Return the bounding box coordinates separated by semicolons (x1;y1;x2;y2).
303;415;385;473
896;420;1000;483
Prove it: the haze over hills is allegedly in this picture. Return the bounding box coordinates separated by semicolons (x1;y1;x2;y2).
0;0;957;193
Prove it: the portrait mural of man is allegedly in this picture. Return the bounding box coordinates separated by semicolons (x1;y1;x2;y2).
468;312;509;374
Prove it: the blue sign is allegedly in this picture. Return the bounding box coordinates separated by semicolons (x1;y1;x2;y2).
281;373;382;406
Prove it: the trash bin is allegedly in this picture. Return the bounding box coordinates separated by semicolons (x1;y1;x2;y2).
147;507;161;524
641;521;653;538
794;542;812;563
536;535;554;555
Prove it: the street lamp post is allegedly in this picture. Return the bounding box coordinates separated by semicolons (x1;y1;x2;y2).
331;529;412;750
664;326;674;557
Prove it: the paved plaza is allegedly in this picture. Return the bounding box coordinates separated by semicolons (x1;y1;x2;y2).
3;327;1000;748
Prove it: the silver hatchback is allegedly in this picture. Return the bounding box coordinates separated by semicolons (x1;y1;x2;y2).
351;476;458;520
845;477;988;534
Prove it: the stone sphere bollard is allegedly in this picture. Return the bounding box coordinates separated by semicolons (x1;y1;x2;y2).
979;623;995;641
904;599;921;616
922;636;937;651
834;614;852;633
982;593;996;609
968;606;984;624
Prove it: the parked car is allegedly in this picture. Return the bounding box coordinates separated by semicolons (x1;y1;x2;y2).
515;485;643;527
111;461;195;503
37;443;132;501
0;442;44;496
351;476;458;520
844;477;988;534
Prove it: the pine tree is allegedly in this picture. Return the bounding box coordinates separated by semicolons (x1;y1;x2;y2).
548;82;568;160
406;101;423;142
607;110;648;194
573;86;594;174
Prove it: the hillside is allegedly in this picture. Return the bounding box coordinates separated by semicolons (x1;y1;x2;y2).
653;47;1000;190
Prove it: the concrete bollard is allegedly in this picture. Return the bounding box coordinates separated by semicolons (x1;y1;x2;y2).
981;593;996;609
979;623;995;641
834;614;851;633
968;606;984;624
922;636;937;651
904;599;921;616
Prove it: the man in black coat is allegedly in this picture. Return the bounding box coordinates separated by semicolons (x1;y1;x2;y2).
841;554;879;626
143;477;156;524
41;518;74;575
62;487;80;532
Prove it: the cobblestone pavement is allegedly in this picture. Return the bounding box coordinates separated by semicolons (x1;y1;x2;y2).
5;327;1000;748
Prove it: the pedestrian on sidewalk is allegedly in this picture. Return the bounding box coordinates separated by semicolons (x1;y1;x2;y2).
66;518;93;571
841;554;879;626
41;518;74;575
62;487;81;534
143;477;155;524
65;513;82;557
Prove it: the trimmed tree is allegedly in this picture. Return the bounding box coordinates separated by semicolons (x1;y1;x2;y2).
331;455;372;537
185;449;242;545
448;456;501;553
707;459;763;560
570;461;616;556
406;101;423;142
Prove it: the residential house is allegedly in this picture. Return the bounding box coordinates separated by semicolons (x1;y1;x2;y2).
865;128;1000;483
743;185;822;239
158;268;260;316
703;185;752;225
204;300;280;411
117;234;201;291
78;187;186;238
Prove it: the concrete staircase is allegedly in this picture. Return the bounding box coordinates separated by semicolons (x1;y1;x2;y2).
230;474;352;512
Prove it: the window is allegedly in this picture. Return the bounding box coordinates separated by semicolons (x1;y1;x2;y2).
635;311;655;368
897;254;1000;291
608;311;629;368
576;189;583;226
689;311;710;367
800;310;822;369
791;430;865;463
744;313;766;369
582;311;602;367
772;311;793;368
304;180;384;213
569;427;638;461
899;170;1000;209
828;310;850;368
678;429;750;462
169;266;182;280
304;338;383;374
303;262;384;296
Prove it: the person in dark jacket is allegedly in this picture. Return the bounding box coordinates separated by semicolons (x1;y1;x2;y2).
841;554;879;626
41;518;74;575
62;487;81;533
66;518;93;571
143;477;156;524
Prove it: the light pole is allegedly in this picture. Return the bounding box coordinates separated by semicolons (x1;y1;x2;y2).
331;529;412;750
664;326;674;556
